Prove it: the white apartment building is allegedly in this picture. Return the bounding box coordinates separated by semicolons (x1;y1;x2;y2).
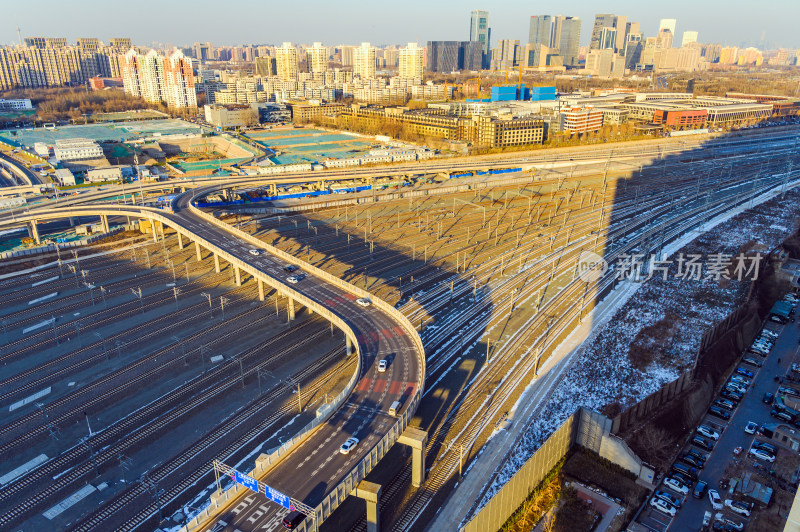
353;42;376;79
398;43;424;78
53;138;103;161
307;42;328;74
276;43;299;81
122;49;196;108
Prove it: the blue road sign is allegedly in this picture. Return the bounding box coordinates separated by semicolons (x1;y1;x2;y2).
263;484;292;510
231;470;259;493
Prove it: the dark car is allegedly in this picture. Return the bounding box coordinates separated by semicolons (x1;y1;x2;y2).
736;368;754;378
672;470;695;487
693;479;708;499
672;462;699;480
752;440;779;454
282;511;306;529
692;435;714;451
721;389;743;402
284;265;299;273
687;448;709;462
742;356;763;367
763;392;775;404
713;398;736;411
771;409;793;422
709;405;731;420
680;453;705;469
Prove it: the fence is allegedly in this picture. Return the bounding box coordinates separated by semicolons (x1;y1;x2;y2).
462;407;652;532
611;371;695;434
0;225;131;260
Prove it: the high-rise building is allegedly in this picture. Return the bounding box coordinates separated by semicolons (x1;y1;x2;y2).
110;38;132;53
528;15;552;45
461;41;483;70
659;19;677;36
398;43;424;78
590;14;616;50
353;42;376;78
122;49;196;109
255;56;276;76
193;42;214;62
24;37;67;49
681;31;699;47
469;9;491;56
275;42;299;81
599;27;617;50
490;39;520;70
307;42;328;74
624;34;643;68
658;29;674;50
427;41;460;72
553;16;581;67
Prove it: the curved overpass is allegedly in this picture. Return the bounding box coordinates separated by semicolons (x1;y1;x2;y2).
0;196;425;530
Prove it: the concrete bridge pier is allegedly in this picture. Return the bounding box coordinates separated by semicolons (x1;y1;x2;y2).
26;220;40;245
257;279;265;301
353;481;382;532
214;253;221;273
177;232;184;250
151;221;159;243
287;297;295;321
398;427;428;487
234;265;242;286
195;241;202;261
100;215;110;233
68;217;75;227
346;335;353;356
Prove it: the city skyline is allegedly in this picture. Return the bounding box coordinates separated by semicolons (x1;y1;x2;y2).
1;0;799;50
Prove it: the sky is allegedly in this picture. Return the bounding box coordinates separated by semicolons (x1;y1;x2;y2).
2;0;799;50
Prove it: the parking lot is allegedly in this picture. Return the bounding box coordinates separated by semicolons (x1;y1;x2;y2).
634;293;800;531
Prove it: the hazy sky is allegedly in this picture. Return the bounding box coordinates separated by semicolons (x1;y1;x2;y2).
2;0;799;49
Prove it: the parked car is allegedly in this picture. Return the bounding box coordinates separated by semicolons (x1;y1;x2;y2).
713;514;744;531
692;479;708;498
771;409;793;422
749;447;776;462
742;356;763;367
692;435;714;451
730;375;751;386
672;462;699;481
687;448;709;462
763;392;775;404
713;398;736;411
779;386;800;397
680;452;705;468
724;499;753;517
697;425;721;440
650;496;677;517
721;389;743;402
655;490;682;508
744;421;759;434
736;367;754;378
672;471;695;487
664;476;690;495
752;440;778;454
709;405;731;420
708;489;723;510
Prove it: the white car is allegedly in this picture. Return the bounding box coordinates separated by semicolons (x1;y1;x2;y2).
708;489;723;510
339;437;359;455
663;476;689;495
356;298;371;307
697;425;720;441
749;447;776;462
649;496;677;517
744;421;758;435
249;249;261;256
377;359;388;372
724;499;753;517
714;514;744;531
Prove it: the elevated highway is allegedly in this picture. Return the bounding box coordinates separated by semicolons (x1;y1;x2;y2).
0;194;425;532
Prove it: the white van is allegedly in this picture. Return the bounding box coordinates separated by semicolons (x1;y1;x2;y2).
388;401;401;416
